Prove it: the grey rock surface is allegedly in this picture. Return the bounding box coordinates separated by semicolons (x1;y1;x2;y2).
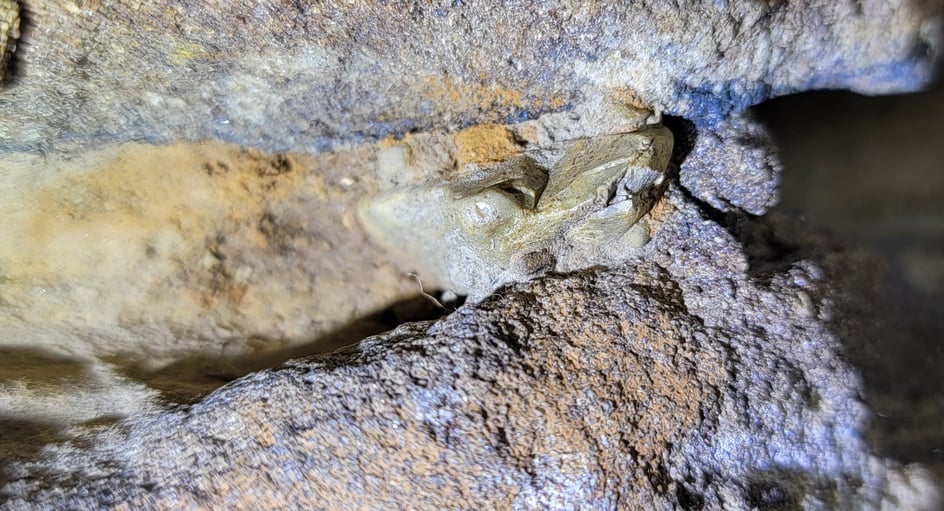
0;0;941;153
0;1;942;509
1;188;939;509
675;112;782;215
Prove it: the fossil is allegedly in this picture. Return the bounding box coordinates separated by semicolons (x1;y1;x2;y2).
359;117;673;301
0;0;18;83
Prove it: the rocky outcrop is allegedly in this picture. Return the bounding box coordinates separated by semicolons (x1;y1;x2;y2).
0;1;940;152
0;1;942;509
1;189;939;509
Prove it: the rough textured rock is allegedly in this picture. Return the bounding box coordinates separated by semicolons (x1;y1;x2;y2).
0;0;17;83
755;86;944;485
1;188;939;509
0;1;942;509
674;112;783;215
0;1;940;152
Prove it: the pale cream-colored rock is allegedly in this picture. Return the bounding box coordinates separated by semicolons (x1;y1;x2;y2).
0;141;420;403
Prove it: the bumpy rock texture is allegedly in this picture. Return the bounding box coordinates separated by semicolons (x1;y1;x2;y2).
756;86;944;491
0;1;941;152
1;189;939;509
1;0;943;509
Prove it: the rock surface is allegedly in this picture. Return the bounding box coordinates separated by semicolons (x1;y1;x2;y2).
1;188;939;509
0;1;942;509
0;140;436;406
0;0;17;83
756;85;944;490
0;1;940;152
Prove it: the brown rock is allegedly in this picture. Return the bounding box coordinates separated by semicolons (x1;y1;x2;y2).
2;190;938;509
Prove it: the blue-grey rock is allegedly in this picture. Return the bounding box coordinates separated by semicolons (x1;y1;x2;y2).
0;1;940;153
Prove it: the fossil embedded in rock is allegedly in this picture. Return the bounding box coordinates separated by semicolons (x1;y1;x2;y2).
359;122;673;301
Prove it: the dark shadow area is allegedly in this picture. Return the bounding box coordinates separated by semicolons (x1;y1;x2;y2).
0;414;125;490
108;292;462;405
717;210;804;282
674;181;808;284
0;417;67;465
0;348;96;483
0;296;460;470
2;2;28;88
663;114;807;283
0;347;90;384
662;115;699;170
741;467;840;511
753;84;944;473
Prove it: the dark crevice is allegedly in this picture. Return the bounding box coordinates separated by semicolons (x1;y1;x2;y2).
754;87;944;471
673;175;804;282
663;114;821;282
662;115;698;171
110;292;465;406
674;483;705;510
664;115;783;277
744;473;800;511
3;2;29;87
0;293;464;474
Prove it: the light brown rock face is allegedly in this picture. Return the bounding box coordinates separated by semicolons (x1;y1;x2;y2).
0;142;414;381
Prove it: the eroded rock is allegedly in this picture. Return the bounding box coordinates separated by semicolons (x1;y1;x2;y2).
0;1;939;152
1;188;939;509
